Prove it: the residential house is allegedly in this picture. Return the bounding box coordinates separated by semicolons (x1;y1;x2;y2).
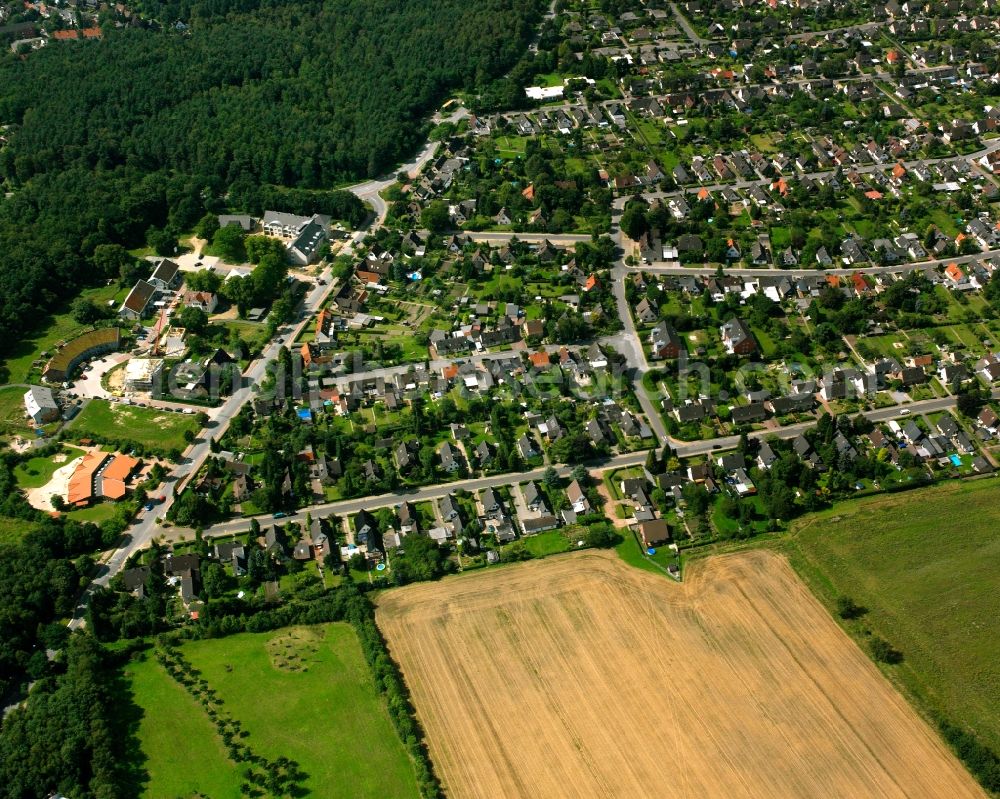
522;482;548;513
650;323;683;359
638;519;670;548
720;317;758;356
566;479;591;514
23;386;58;424
397;502;418;535
439;441;460;472
439;495;461;527
635;297;658;324
148;259;181;291
119;279;156;320
182;291;218;314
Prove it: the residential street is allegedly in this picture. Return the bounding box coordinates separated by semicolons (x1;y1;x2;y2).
172;451;650;542
174;393;972;544
623;247;1000;277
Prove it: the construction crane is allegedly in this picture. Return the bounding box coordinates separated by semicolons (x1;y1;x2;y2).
150;307;167;357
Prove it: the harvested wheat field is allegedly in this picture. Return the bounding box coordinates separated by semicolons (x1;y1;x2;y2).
376;549;985;799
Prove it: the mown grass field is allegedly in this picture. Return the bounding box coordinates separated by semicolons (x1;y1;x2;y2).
68;399;199;452
126;654;244;799
13;445;84;488
786;478;1000;753
126;623;420;799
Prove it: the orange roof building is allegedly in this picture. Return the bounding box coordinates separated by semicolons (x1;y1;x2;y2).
315;309;330;338
529;350;551;369
67;452;105;506
945;262;965;282
355;270;382;285
851;272;873;294
102;454;139;483
67;452;140;506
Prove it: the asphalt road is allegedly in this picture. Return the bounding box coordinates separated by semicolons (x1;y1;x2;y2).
349;107;469;225
669;1;707;45
179;391;968;542
625;247;1000;277
179;450;650;541
466;231;595;245
672;395;961;457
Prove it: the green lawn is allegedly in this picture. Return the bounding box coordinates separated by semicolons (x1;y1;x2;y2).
519;529;573;557
0;385;32;437
68;399;200;452
0;283;124;384
126;623;420;799
14;445;84;488
751;326;778;359
66;502;120;524
786;478;1000;752
126;654;244;799
615;525;676;575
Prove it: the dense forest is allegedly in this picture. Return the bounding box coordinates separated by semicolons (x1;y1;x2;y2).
0;0;543;361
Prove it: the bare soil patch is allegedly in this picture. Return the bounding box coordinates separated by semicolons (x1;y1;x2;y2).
377;550;985;799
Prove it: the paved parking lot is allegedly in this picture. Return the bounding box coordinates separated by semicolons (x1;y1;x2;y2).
71;352;130;399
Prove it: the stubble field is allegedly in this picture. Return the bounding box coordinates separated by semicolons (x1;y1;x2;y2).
376;549;985;799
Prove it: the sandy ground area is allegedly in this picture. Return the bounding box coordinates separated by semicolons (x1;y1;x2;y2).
26;454;84;511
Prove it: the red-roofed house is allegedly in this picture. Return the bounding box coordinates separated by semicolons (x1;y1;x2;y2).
529;350;551;369
851;272;873;295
